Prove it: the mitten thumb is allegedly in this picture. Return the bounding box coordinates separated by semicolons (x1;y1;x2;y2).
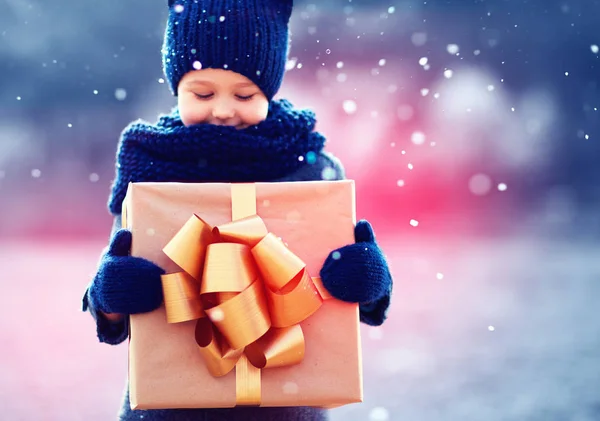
107;229;132;257
354;219;376;243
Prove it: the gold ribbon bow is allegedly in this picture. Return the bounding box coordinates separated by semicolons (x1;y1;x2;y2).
159;184;330;406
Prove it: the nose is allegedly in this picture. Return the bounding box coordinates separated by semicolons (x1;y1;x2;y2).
212;99;236;121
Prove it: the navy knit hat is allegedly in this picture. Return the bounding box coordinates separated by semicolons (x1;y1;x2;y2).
162;0;293;100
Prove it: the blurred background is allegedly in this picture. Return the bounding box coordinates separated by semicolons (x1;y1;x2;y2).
1;0;600;419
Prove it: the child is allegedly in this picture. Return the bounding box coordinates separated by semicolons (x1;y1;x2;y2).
82;0;393;420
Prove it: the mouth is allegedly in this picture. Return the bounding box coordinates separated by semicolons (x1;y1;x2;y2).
208;120;246;130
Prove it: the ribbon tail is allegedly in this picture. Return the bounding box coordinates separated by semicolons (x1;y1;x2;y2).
235;354;262;406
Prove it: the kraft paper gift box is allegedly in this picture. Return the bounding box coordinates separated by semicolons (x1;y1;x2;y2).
121;181;363;409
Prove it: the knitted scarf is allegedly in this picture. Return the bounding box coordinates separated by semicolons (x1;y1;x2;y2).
108;99;326;215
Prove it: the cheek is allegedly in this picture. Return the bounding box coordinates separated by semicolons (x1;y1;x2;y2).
178;95;210;127
239;101;269;125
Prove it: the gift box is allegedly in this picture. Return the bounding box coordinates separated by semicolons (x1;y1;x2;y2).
122;181;363;409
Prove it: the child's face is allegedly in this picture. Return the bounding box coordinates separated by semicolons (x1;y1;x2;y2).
177;68;269;129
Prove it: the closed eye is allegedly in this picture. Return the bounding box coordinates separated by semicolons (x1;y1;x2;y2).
195;93;213;99
235;94;255;101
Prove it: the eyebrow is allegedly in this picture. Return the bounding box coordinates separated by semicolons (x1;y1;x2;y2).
232;82;255;88
185;80;214;88
185;80;255;89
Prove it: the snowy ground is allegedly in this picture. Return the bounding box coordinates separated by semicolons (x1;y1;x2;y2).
1;234;599;420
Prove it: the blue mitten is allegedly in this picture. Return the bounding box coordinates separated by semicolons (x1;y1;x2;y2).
320;220;393;326
86;229;166;315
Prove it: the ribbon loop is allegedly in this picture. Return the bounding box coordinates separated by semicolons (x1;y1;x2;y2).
252;233;305;291
201;243;258;294
195;318;243;377
266;269;323;328
252;233;323;327
161;272;204;323
207;280;271;351
214;215;268;247
163;215;214;281
245;325;305;369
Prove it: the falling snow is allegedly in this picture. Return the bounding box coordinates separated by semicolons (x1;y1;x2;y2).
469;174;493;196
282;382;299;395
285;58;298;70
411;32;427;46
114;89;127;101
397;105;414;121
321;167;337;180
209;308;225;322
411;132;426;145
343;99;357;114
369;406;390;421
446;44;460;54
